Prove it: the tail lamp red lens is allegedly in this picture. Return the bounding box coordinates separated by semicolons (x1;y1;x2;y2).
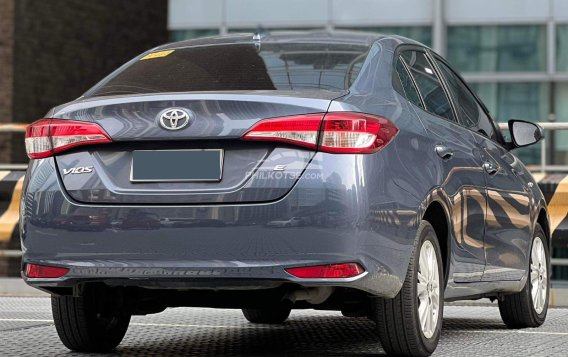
25;263;69;278
285;263;365;279
25;119;111;159
240;113;323;149
242;112;398;154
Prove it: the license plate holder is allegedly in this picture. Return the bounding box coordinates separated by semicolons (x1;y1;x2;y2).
130;149;223;182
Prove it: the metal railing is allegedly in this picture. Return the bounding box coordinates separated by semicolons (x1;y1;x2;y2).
497;122;568;173
497;122;568;272
3;122;567;172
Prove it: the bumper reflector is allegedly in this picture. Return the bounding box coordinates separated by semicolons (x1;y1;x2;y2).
285;263;365;279
25;264;69;278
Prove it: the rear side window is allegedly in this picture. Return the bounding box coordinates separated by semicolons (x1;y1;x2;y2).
435;59;497;140
401;51;456;122
393;56;423;109
86;43;370;97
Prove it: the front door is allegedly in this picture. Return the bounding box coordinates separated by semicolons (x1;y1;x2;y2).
422;117;488;283
478;137;532;281
430;54;532;282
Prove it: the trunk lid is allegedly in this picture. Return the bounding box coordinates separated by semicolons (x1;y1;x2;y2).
53;92;339;204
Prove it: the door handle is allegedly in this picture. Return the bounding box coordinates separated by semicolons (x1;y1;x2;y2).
482;161;499;175
435;144;454;160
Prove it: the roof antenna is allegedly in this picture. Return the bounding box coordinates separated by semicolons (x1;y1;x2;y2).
253;25;269;51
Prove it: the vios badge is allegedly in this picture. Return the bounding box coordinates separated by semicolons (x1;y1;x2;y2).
63;166;94;175
158;108;192;130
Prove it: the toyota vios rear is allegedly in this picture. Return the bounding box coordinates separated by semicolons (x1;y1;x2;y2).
21;32;550;356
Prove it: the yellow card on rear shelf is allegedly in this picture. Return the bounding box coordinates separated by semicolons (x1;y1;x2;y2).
140;50;174;60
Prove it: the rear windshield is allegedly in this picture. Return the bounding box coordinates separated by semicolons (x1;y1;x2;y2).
86;43;369;97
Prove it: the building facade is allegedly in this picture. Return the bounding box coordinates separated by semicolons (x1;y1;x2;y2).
169;0;568;166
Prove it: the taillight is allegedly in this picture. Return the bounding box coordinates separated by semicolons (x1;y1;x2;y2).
320;113;398;153
25;263;69;278
242;112;398;154
241;113;324;149
25;118;111;159
285;263;365;279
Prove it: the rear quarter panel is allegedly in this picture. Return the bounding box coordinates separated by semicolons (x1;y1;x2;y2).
327;38;442;283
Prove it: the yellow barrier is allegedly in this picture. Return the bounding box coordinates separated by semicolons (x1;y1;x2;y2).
0;124;26;133
0;172;25;242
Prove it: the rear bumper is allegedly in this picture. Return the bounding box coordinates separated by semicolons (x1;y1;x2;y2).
22;263;381;294
22;238;402;297
20;155;421;298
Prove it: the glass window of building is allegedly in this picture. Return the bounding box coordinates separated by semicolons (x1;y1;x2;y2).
228;28;323;34
471;83;549;123
557;25;568;72
337;26;432;47
170;29;219;41
553;83;568;164
447;25;546;72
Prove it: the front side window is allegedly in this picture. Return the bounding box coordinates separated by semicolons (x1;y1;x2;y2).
435;59;497;140
401;51;455;122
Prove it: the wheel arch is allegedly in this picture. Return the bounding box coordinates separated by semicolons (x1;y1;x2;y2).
536;205;551;251
422;200;451;282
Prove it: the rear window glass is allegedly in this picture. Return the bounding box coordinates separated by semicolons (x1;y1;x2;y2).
86;43;370;97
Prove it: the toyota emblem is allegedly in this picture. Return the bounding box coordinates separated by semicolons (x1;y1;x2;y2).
158;108;192;130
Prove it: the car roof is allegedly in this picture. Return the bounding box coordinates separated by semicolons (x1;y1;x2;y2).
156;30;422;51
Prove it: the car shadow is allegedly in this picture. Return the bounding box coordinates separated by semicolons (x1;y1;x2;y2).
60;314;508;356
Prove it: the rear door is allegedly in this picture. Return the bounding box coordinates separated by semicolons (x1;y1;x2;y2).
433;55;532;281
399;48;487;282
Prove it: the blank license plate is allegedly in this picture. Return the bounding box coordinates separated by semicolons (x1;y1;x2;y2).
131;150;223;182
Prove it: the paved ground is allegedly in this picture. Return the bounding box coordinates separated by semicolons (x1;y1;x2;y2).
0;297;567;356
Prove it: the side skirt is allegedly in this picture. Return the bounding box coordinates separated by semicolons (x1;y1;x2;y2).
444;277;526;302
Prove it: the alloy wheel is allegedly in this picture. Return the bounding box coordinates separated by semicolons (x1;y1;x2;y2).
530;236;547;314
417;240;440;339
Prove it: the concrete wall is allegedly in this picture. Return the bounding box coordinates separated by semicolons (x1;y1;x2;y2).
0;0;14;163
6;0;169;163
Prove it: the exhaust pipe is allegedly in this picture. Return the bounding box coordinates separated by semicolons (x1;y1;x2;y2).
284;287;334;305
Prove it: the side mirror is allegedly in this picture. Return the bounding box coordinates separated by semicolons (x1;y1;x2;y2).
508;119;543;148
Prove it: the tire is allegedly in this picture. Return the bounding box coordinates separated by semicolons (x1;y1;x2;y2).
52;287;131;352
242;305;291;324
498;223;549;328
372;220;444;357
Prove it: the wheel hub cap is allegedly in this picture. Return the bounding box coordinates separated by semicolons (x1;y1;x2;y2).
417;240;440;339
530;236;547;314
